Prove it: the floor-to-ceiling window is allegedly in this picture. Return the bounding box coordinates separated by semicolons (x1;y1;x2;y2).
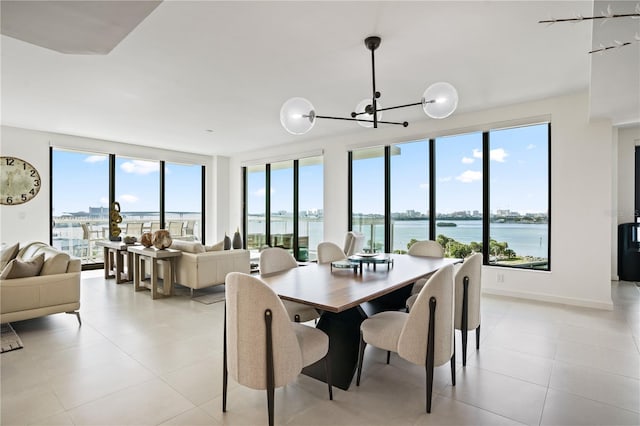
270;160;294;252
51;150;109;264
435;132;483;258
115;157;160;239
489;123;550;268
298;156;324;261
165;162;203;241
348;122;551;270
246;165;267;253
243;155;324;261
351;147;385;253
390;140;429;253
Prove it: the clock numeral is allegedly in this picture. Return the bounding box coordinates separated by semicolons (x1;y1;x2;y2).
30;169;37;177
6;196;12;204
21;194;27;201
5;158;14;166
29;189;35;195
33;179;40;187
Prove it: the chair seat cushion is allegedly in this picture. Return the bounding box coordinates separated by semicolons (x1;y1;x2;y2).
361;311;408;352
282;300;319;322
293;323;328;367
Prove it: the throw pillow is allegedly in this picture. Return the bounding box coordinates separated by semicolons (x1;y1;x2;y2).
0;253;45;279
205;240;224;251
0;242;20;270
170;240;205;254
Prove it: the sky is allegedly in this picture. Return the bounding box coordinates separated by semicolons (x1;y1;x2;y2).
54;122;548;216
52;152;201;214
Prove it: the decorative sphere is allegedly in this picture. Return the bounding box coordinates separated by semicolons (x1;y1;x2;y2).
140;232;153;248
152;229;172;250
280;97;316;135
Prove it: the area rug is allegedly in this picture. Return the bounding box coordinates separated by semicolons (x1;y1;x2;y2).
1;323;23;353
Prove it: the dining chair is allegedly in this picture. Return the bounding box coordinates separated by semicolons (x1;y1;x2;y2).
316;241;347;264
81;223;101;262
124;222;144;238
223;272;332;426
405;240;445;310
150;221;161;233
356;264;455;413
343;231;365;256
168;221;184;237
259;248;320;323
454;252;483;366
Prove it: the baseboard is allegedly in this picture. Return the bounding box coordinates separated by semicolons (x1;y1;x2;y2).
482;287;614;311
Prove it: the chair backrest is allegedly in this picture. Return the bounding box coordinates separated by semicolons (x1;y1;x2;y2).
454;253;483;331
316;242;347;264
81;223;91;239
168;221;184;236
259;247;298;275
125;222;143;237
343;231;365;256
150;221;161;232
398;264;454;367
225;272;303;389
407;240;444;258
184;220;196;235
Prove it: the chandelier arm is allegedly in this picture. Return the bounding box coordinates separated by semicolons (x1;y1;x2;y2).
375;101;424;113
313;115;408;126
539;12;640;23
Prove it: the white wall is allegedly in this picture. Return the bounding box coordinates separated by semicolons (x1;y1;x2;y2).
617;126;640;223
0;125;224;244
230;92;614;309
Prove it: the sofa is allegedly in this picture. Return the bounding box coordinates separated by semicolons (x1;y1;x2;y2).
169;240;250;295
0;242;81;325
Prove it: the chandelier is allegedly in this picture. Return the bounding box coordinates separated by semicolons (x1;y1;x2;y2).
539;3;640;54
280;36;459;135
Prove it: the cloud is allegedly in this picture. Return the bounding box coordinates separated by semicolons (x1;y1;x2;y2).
119;194;139;203
490;148;508;162
526;144;536;150
438;177;452;183
419;183;429;190
99;196;109;205
471;148;508;162
120;160;159;175
85;155;107;163
462;157;474;164
455;170;482;183
254;187;275;197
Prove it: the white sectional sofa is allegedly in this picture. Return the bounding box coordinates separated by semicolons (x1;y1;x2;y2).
0;242;81;325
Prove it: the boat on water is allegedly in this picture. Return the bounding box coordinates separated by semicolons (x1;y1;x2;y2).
436;222;457;227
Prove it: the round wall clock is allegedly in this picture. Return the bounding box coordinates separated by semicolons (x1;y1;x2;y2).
0;156;41;205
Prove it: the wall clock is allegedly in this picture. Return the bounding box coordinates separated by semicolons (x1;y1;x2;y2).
0;156;41;205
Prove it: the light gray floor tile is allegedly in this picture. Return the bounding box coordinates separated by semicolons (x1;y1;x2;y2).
541;388;640;425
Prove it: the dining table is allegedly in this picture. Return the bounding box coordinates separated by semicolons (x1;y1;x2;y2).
258;254;461;390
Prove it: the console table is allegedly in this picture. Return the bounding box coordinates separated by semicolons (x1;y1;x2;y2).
127;246;182;299
96;240;135;284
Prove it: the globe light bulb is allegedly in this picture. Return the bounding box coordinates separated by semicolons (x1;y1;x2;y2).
422;82;458;119
280;97;316;135
354;98;382;128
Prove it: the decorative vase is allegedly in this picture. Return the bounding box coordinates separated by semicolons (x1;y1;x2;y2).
123;235;137;245
223;233;231;250
152;229;172;250
140;232;153;248
232;228;242;249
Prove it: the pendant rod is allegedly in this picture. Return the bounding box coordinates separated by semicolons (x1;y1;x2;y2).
371;44;378;128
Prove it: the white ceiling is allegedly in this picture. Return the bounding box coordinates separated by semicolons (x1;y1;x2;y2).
1;1;638;156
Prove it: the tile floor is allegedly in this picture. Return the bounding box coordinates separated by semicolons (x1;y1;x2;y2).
1;271;639;425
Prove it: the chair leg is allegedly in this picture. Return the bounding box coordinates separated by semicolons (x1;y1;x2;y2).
265;309;275;426
356;331;366;386
461;276;469;367
222;303;228;412
476;324;481;350
450;354;456;386
66;311;81;326
425;297;437;413
324;351;333;400
386;351;391;364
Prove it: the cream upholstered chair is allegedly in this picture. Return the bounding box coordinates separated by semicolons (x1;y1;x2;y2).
259;248;320;323
455;253;483;366
356;264;455;413
223;272;332;426
80;223;101;262
316;242;347;264
150;221;161;233
168;221;184;237
405;240;445;310
343;231;365;256
124;222;144;238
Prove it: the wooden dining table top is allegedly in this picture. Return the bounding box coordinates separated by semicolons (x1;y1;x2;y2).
258;254;461;313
